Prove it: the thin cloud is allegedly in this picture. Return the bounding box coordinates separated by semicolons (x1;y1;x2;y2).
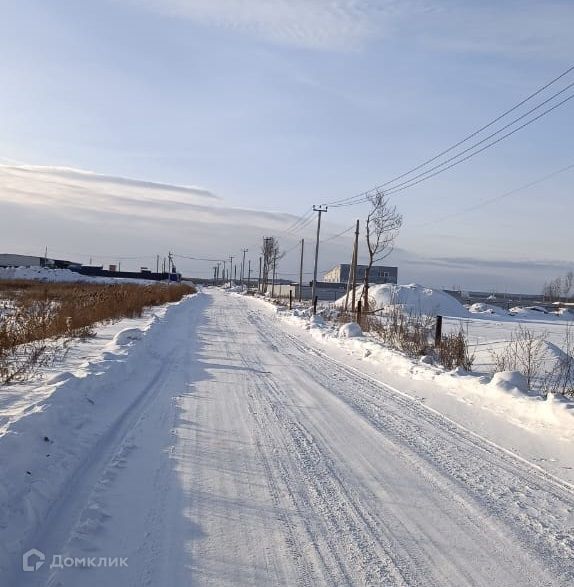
0;165;296;229
122;0;404;50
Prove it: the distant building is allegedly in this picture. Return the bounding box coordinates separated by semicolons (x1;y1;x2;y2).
0;253;77;269
323;264;398;285
0;253;52;268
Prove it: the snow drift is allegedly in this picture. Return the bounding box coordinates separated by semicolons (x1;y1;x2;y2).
0;266;154;284
341;283;469;318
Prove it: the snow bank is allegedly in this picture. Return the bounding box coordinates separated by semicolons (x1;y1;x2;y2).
0;294;197;576
309;315;324;328
338;322;363;338
342;283;469;318
0;266;154;284
468;302;507;316
267;299;574;445
113;327;145;346
509;306;556;320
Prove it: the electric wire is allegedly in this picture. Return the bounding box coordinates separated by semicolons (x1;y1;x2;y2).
329;90;574;207
324;65;574;208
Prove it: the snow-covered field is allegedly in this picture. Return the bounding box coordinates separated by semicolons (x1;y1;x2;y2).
0;288;572;586
337;283;574;385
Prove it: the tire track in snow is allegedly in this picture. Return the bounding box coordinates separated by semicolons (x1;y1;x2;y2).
247;306;574;586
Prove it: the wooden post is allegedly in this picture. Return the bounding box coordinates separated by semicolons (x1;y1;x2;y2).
344;219;360;312
258;256;262;293
357;299;362;326
298;238;304;302
313;295;318;315
289;290;293;310
351;219;360;312
435;315;443;347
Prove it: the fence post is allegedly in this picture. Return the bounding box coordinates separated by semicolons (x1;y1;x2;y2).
313;296;318;315
357;300;362;326
435;315;443;347
289;290;292;310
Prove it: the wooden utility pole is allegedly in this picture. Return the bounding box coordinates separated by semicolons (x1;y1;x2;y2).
435;316;443;347
351;219;360;313
298;238;304;302
247;259;251;290
344;220;359;311
258;256;262;293
240;248;248;288
271;252;277;298
311;206;327;313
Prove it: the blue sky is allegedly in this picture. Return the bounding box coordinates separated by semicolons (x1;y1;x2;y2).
0;0;573;292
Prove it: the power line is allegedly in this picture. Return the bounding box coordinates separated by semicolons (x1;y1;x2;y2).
382;84;574;194
329;89;574;207
282;207;314;234
382;92;574;198
173;253;226;263
281;241;303;256
411;161;574;228
320;224;355;243
324;64;574;208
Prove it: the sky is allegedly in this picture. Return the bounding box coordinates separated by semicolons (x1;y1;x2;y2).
0;0;573;292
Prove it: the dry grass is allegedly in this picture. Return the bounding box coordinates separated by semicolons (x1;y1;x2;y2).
340;299;474;371
438;330;475;371
0;280;195;383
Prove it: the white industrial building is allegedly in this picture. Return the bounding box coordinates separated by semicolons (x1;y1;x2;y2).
0;254;53;268
323;264;398;285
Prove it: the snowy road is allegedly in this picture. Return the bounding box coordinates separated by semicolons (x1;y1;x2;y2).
12;290;574;586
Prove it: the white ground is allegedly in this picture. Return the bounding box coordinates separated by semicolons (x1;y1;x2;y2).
0;266;155;284
0;289;573;586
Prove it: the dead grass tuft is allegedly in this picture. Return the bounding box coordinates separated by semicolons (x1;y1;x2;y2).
0;280;195;383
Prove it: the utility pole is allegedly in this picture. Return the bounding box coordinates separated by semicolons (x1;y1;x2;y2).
247;259;251;290
240;249;248;288
298;238;304;302
168;251;173;273
311;205;328;312
350;219;360;312
156;254;160;274
229;256;234;287
271;251;277;298
258;256;262;293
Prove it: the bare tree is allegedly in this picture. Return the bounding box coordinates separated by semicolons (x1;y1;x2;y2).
564;271;574;300
543;270;574;302
261;236;281;294
363;190;403;311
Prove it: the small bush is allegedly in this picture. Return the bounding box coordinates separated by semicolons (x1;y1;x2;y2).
542;324;574;397
438;330;474;371
489;325;549;389
0;280;195;383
